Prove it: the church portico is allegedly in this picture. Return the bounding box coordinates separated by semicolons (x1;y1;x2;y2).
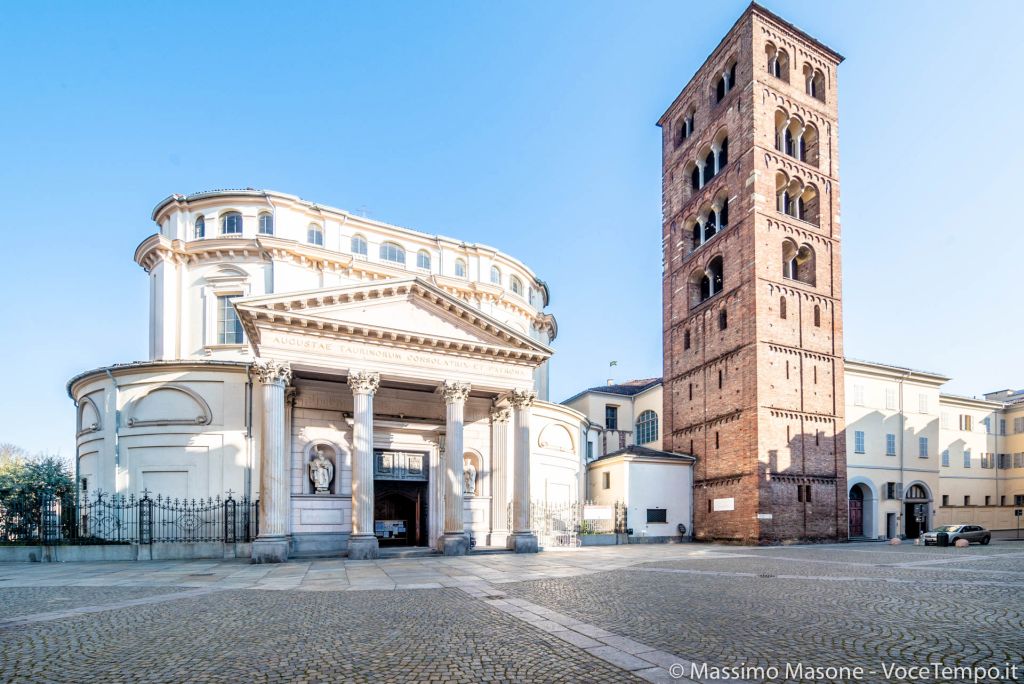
235;277;552;561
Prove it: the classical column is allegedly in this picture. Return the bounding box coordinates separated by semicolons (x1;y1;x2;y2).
508;388;538;553
251;360;292;563
347;370;380;560
440;380;472;555
489;405;512;548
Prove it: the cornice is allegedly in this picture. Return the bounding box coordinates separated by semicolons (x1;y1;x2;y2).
134;233;557;339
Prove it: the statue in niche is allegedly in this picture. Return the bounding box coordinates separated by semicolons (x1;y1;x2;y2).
463;457;478;497
308;446;335;494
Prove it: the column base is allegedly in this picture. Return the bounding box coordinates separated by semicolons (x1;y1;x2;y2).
347;534;380;560
442;532;470;556
507;532;539;554
251;536;289;564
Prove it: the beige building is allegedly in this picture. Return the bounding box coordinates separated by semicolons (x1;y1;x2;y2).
567;365;1024;541
69;189;589;561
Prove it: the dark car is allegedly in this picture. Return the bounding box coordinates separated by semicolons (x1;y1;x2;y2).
922;524;991;546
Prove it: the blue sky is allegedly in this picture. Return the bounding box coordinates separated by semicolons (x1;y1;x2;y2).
1;1;1022;458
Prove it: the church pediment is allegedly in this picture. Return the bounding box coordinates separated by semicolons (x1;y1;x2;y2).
233;278;552;365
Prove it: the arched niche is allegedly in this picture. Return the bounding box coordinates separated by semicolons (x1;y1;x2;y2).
537;423;575;453
125;384;213;428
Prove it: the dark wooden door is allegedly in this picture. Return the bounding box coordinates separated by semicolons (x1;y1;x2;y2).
849;499;863;537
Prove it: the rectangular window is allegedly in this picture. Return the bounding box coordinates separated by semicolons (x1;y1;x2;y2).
961;415;973;431
981;453;993;469
885;434;896;456
998;453;1011;469
964;495;971;506
918;394;928;414
941;449;950;467
941;495;948;506
853;385;865;406
918;437;928;458
964;449;972;468
604;406;618;431
1015;417;1024;434
586;441;594;460
885;388;896;410
941;412;951;429
646;508;667;523
1016;495;1024;506
854;431;865;454
216;295;244;345
999;419;1006;436
985;496;991;506
983;417;991;434
1014;453;1024;468
602;472;610;490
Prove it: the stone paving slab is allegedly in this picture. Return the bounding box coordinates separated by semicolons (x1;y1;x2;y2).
0;585;186;619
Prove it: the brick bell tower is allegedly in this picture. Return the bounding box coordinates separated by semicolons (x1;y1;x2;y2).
659;3;847;542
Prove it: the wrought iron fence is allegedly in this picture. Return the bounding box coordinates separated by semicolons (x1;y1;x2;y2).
0;490;258;546
505;500;628;546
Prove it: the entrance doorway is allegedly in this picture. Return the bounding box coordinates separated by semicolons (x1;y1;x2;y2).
903;483;931;539
848;487;864;537
886;512;897;539
373;450;430;547
374;482;428;547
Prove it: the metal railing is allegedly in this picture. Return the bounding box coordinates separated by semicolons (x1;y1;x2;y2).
0;490;258;546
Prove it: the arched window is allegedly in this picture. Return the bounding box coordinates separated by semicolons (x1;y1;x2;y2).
684;329;691;350
704;149;716;180
351;234;368;256
379;241;405;264
691;222;703;251
780;296;787;319
307;224;324;246
696;256;724;305
455;259;467;278
194;216;206;239
416;250;431;270
804;65;826;102
221;212;243;235
690;166;701;191
510;275;523;295
636;410;659;445
782;241;816;285
717;136;728;169
677;109;695;145
705;209;718;241
715;62;737;103
905;484;929;500
258;213;274;235
766;45;789;82
813;304;821;327
490;266;501;284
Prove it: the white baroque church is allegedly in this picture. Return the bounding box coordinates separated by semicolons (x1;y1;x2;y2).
68;189;588;561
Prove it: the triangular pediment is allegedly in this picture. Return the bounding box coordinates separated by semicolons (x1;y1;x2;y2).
233;277;552;364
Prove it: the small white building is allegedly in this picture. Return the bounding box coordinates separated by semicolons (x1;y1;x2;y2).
586;445;694;540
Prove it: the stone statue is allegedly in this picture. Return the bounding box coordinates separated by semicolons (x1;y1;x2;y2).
308;447;335;494
463;457;477;497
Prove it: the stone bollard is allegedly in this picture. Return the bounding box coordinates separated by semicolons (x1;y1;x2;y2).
888;538;902;545
954;538;970;548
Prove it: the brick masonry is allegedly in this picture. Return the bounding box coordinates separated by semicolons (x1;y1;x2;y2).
660;5;847;542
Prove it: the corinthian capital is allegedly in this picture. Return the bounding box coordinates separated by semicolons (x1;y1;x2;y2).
253;360;292;385
490;405;512;424
347;369;380;395
440;380;472;405
508;388;536;409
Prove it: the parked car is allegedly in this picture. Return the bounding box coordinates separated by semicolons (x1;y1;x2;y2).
922;524;991;546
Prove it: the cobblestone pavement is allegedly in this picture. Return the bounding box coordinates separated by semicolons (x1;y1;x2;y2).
501;544;1024;683
1;543;1022;683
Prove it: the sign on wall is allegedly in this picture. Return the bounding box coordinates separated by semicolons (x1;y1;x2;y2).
713;497;735;512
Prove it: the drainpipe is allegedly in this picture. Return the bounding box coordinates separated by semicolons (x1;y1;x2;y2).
103;369;121;493
897;370;909;537
245;364;256;501
73;399;80;507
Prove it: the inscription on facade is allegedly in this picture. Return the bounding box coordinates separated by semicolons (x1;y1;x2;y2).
264;333;534;382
